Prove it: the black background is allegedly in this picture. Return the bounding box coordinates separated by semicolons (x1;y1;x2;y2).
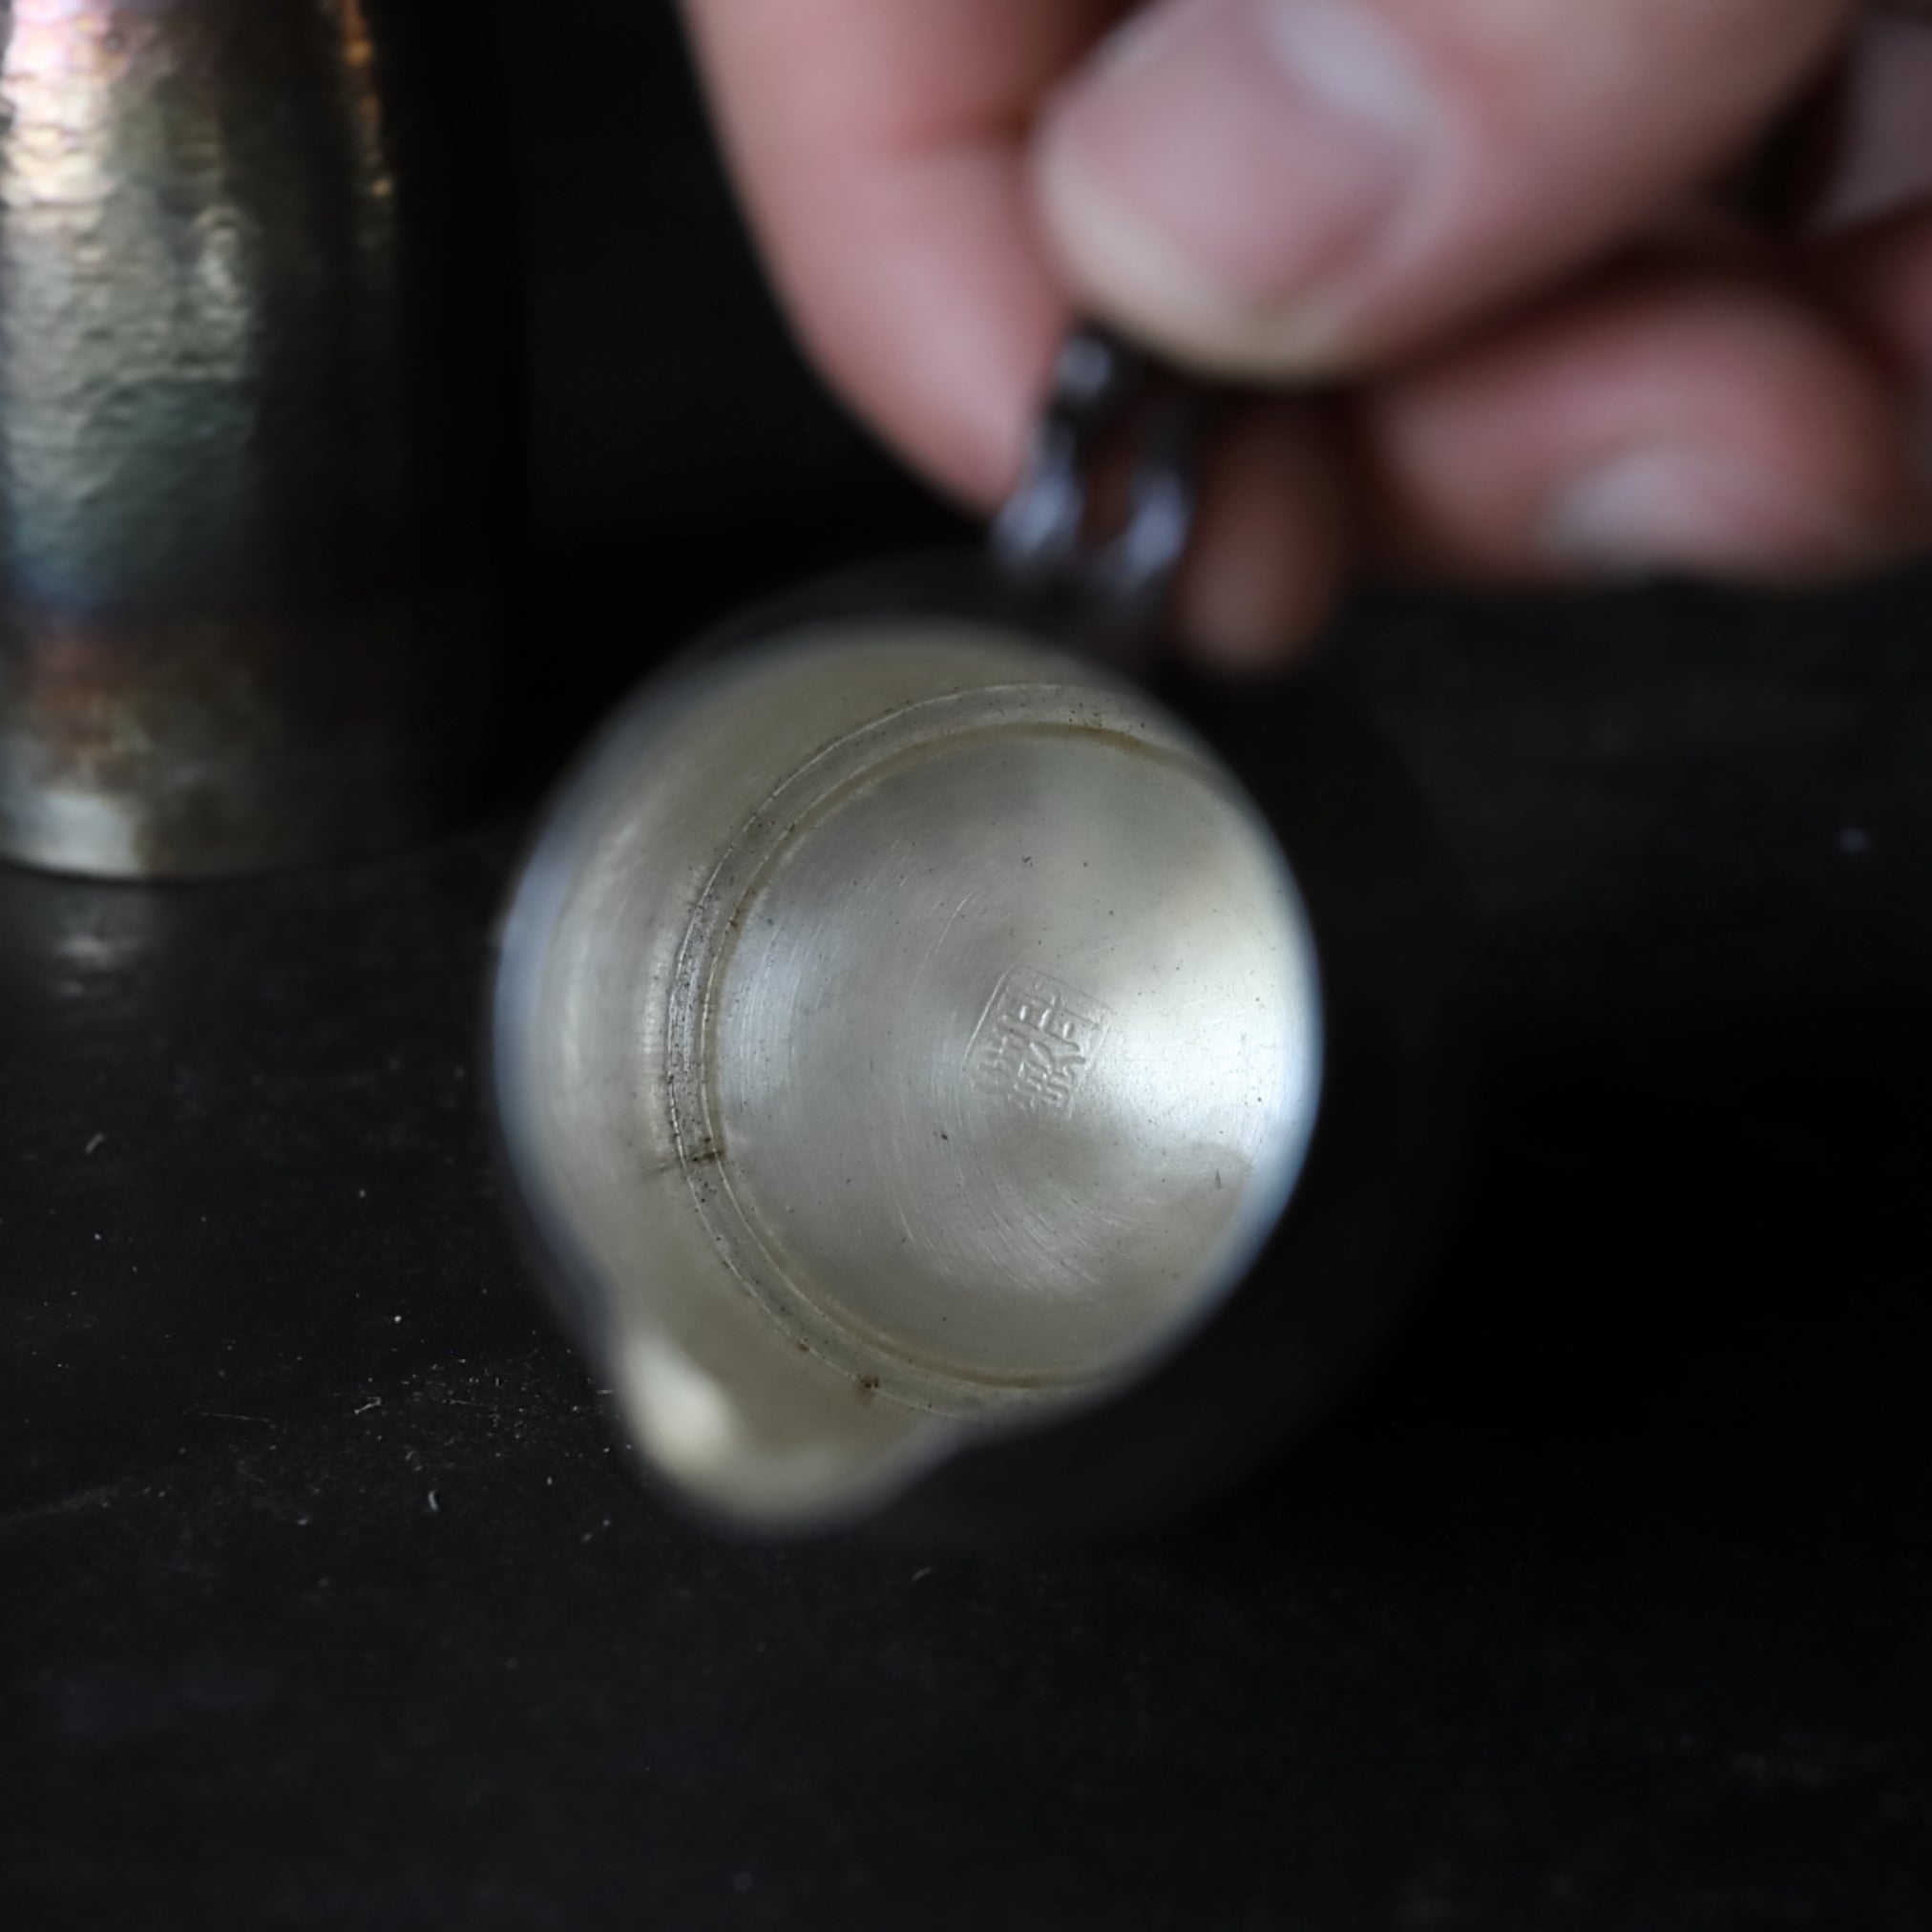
4;7;1930;1927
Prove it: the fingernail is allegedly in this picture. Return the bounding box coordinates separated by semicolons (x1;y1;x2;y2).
1544;450;1876;578
1041;0;1430;358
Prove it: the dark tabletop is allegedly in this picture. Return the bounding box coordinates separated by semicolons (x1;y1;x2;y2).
5;9;1930;1928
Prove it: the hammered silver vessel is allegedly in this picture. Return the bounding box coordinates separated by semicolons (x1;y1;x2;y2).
0;0;512;876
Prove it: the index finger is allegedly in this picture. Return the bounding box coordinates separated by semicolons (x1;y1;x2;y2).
679;0;1121;502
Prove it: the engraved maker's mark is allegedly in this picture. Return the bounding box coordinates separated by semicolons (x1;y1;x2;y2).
967;969;1112;1119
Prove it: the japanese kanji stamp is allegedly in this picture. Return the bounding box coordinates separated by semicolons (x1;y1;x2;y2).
966;969;1113;1119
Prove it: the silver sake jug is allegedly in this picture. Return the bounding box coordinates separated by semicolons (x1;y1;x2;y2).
492;576;1467;1541
492;334;1470;1537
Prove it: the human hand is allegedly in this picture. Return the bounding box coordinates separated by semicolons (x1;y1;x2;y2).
681;0;1932;666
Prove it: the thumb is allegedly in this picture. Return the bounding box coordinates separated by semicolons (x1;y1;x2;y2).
1035;0;1859;376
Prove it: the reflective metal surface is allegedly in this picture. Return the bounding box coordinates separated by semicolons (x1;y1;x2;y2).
668;648;1319;1410
0;0;512;877
492;582;1468;1534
